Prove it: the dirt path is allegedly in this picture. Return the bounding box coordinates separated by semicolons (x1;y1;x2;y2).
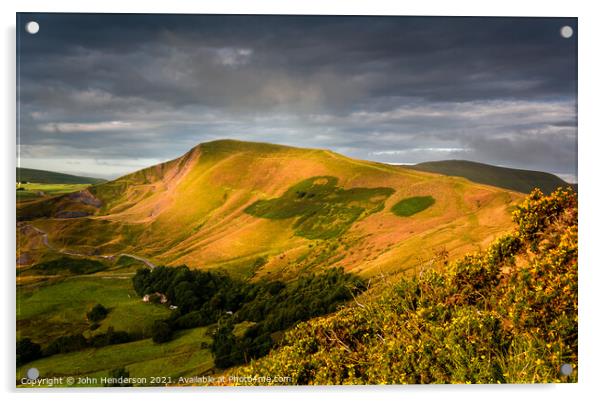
115;253;156;269
22;224;156;269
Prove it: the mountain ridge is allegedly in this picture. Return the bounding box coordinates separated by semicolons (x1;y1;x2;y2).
407;160;574;194
17;139;524;279
17;167;107;184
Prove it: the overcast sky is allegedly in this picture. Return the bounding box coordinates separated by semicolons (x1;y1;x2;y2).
17;14;577;182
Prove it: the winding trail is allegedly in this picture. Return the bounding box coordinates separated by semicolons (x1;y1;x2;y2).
113;253;156;269
21;223;156;269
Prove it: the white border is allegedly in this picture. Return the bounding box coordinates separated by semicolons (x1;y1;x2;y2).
2;1;601;400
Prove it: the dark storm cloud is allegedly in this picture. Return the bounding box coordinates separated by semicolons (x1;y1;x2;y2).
17;14;577;180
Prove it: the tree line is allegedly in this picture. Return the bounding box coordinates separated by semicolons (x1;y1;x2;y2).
132;265;366;367
17;265;365;369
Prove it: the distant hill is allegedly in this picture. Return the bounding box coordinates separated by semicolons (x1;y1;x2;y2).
17;167;106;185
407;160;574;194
17;140;522;276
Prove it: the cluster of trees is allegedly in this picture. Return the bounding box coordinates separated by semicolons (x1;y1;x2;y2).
17;303;118;365
213;267;365;367
17;262;364;368
133;266;244;317
17;327;138;365
132;266;366;365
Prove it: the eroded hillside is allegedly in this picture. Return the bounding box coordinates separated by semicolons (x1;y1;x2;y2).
17;140;523;279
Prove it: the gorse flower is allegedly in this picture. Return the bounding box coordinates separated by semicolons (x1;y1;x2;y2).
223;187;577;385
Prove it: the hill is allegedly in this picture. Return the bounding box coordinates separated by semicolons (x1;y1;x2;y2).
227;188;577;384
17;167;106;184
407;160;573;195
17;140;524;279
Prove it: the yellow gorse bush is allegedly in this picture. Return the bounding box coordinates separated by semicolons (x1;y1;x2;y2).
226;188;577;385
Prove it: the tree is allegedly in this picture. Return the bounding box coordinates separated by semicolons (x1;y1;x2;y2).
16;338;41;366
87;303;108;322
44;334;88;356
151;320;172;344
132;267;151;296
211;319;243;368
104;367;133;387
90;326;132;347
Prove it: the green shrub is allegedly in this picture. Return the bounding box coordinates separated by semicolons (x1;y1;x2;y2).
16;338;42;366
44;334;88;356
90;326;134;347
104;367;133;387
151;321;173;344
86;303;109;322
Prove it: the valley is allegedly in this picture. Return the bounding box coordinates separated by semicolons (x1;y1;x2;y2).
17;139;576;386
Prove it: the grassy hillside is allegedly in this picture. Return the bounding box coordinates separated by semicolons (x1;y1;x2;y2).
227;188;577;384
17;271;169;347
17;140;523;278
16;183;92;202
408;160;573;195
16;261;360;386
17;167;106;184
17;326;214;386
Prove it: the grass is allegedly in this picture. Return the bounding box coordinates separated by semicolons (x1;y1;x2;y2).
244;176;394;239
18;256;108;277
14;140;537;386
408;160;574;194
16;320;257;387
16;183;91;201
17;275;171;346
17;140;523;279
17;327;214;387
228;189;577;385
111;255;148;272
17;167;106;185
391;196;436;217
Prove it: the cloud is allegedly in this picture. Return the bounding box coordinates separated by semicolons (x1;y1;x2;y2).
372;148;469;155
215;47;253;67
16;14;577;180
37;121;157;133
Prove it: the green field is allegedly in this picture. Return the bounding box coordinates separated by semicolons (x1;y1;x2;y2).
391;196;436;217
16;183;91;201
17;326;214;387
17;274;171;346
16;255;262;387
19;257;109;277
